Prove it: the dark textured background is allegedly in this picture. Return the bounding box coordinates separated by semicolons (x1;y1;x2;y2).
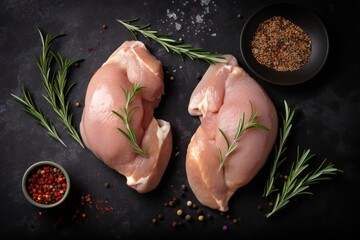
1;0;359;239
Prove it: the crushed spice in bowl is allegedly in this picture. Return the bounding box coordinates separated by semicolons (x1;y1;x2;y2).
240;3;329;85
22;160;70;208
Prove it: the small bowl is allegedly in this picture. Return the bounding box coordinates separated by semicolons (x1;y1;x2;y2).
240;3;329;85
22;161;71;208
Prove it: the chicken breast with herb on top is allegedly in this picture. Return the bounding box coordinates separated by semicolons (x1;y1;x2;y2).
186;55;278;211
80;41;172;193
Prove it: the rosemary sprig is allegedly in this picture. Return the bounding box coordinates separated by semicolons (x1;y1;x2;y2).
263;100;296;198
217;101;269;171
11;85;66;147
117;18;227;64
112;82;147;157
52;53;85;148
265;147;342;218
37;29;85;148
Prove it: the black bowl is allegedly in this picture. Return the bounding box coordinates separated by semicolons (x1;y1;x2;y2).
240;3;329;85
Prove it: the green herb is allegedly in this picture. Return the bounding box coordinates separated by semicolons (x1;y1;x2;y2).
265;147;342;218
11;85;66;147
217;101;269;171
117;18;226;64
263;100;342;218
112;82;147;157
37;29;85;148
263;100;296;198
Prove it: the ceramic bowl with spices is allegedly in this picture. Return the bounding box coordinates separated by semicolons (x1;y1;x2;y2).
22;160;70;208
240;3;329;85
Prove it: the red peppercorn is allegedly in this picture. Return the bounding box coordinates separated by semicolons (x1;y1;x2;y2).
26;165;67;205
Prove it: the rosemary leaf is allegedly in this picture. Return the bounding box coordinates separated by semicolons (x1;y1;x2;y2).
117;18;227;64
11;85;66;147
217;101;269;171
263;100;296;197
112;82;147;157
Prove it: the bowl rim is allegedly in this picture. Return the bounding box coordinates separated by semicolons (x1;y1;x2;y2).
240;2;329;85
22;160;71;208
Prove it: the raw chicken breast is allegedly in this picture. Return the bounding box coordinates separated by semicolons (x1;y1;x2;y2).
80;41;172;193
186;55;278;211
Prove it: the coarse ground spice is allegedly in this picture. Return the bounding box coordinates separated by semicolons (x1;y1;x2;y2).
251;16;312;72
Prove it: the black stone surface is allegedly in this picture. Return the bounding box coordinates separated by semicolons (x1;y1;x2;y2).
1;0;359;239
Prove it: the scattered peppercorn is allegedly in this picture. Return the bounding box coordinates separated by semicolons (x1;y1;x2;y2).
185;214;192;221
232;218;238;224
222;225;228;231
102;24;107;29
257;204;263;211
81;213;86;218
236;12;242;19
169;201;175;207
104;182;110;188
268;201;273;207
198;215;205;221
226;214;232;219
171;221;178;228
75;101;81;107
191;203;197;209
186;200;192;207
283;175;288;180
152;217;158;224
176;209;183;216
197;209;203;215
169;75;175;81
180;184;187;191
157;214;164;220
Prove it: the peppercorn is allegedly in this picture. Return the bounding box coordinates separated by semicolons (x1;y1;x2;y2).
222;225;228;231
180;184;187;191
26;165;67;205
185;214;192;221
157;214;164;220
75;101;81;107
186;200;192;207
104;182;110;188
171;221;177;228
152;217;158;224
232;218;238;224
169;200;175;207
198;215;204;221
176;209;183;216
169;75;175;81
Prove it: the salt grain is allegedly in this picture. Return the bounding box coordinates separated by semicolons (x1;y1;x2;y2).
175;22;182;31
